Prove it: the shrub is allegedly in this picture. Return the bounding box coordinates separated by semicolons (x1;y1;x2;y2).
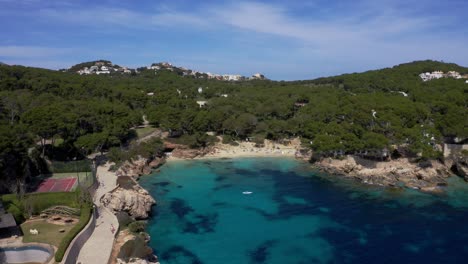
108;138;164;164
54;205;93;262
1;192;80;223
128;220;147;234
222;135;234;144
116;211;133;228
49;160;92;173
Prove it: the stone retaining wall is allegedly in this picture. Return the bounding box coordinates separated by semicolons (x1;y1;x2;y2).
61;206;98;264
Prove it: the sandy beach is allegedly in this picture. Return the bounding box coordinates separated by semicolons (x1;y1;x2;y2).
168;138;303;160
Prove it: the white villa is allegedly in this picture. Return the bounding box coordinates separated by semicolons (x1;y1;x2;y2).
419;70;465;82
196;101;207;108
222;74;242;81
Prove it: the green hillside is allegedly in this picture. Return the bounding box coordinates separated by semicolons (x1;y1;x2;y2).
0;60;467;193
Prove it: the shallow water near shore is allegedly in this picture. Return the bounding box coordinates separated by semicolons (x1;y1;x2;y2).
139;158;468;264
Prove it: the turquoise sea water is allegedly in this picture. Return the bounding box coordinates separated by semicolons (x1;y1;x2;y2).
139;158;468;264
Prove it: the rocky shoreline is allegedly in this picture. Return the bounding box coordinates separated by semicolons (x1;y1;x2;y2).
314;156;453;193
103;156;165;264
104;141;467;263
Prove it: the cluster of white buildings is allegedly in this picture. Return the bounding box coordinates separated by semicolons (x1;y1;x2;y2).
419;71;467;82
146;62;267;81
77;64;132;75
74;60;267;80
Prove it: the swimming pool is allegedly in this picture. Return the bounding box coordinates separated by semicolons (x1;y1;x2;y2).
0;245;53;264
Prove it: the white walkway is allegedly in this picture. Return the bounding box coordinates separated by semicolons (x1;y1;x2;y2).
77;163;119;264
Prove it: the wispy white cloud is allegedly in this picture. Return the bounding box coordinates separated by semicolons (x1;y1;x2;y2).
34;1;451;45
1;1;467;78
38;6;209;29
0;45;73;58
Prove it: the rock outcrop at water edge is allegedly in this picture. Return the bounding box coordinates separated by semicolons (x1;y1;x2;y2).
115;231;160;264
316;156;451;192
116;156;165;180
101;183;155;219
454;156;468;181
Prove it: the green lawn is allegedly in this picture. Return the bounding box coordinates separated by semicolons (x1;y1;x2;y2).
21;220;76;247
1;192;80;223
135;126;158;138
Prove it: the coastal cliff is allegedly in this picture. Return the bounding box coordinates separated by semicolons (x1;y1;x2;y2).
315;156;452;192
101;183;155;219
114;230;159;264
116;156;165;180
104;155;164;263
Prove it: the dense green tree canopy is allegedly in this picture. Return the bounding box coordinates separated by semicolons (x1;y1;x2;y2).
0;60;466;193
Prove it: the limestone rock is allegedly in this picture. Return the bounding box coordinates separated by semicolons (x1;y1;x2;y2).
148;157;164;168
101;185;155;219
116;156;166;180
116;258;159;264
316;155;453;191
454;156;468;181
116;157;148;179
116;232;159;264
171;147;212;159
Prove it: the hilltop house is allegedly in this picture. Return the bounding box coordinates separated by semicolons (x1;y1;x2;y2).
196;100;207;108
447;71;462;79
419;70;465;82
223;74;242;81
251;73;266;80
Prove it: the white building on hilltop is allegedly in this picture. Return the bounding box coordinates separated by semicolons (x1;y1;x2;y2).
447;71;462;79
251;73;265;80
419;71;444;81
196;101;207;108
223;74;242;81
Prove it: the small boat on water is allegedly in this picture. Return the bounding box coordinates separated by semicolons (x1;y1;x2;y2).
242;191;253;195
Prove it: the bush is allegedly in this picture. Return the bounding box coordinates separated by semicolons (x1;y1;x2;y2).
49;160;92;173
116;211;133;228
1;198;25;223
1;192;80;223
222;135;234;144
55;205;93;262
128;220;147;234
108;138;164;164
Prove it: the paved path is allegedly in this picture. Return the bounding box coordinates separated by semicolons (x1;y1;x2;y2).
77;163;119;264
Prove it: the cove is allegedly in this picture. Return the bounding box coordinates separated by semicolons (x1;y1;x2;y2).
139;158;468;264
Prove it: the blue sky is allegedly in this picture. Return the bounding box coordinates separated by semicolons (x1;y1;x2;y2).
1;0;467;80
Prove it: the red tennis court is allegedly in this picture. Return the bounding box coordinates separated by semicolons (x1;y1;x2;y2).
36;178;77;193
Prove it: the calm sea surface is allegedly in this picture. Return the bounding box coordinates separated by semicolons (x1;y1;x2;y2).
139;158;468;264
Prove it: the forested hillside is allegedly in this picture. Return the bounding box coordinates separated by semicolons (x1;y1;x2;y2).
0;60;467;193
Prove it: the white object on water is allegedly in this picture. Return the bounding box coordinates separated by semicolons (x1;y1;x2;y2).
242;191;253;195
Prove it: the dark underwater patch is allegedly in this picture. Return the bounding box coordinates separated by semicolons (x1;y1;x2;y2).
249;240;276;263
153;181;171;187
213;183;233;191
183;213;218;234
234;168;252;176
170;198;194;219
161;245;203;264
215;175;227;182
